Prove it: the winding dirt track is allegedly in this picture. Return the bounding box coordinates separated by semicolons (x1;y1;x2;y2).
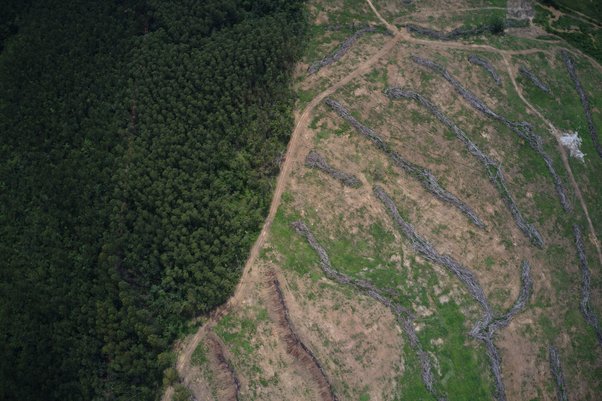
170;2;602;398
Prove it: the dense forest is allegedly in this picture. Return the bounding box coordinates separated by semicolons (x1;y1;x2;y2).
0;0;307;400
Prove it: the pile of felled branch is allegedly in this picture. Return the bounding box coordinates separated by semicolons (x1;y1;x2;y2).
519;65;550;93
291;221;443;399
305;150;361;187
561;50;602;159
385;87;544;247
205;333;241;401
549;345;569;401
265;270;338;401
410;55;570;212
374;186;491;309
468;54;502;85
308;26;377;75
486;261;533;333
374;186;533;401
325;98;485;229
405;23;498;41
574;225;602;346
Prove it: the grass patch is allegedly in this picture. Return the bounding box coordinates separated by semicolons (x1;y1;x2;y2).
214;314;257;357
484;256;495;269
191;342;208;366
366;67;389;88
420;300;493;400
533;3;602;63
172;384;194;401
395;343;436;400
297;88;318;109
269;207;321;277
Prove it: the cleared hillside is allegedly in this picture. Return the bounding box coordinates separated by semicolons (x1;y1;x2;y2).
169;1;602;400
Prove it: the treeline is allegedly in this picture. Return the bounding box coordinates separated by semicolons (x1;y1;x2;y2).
0;0;307;400
538;0;602;23
535;1;602;63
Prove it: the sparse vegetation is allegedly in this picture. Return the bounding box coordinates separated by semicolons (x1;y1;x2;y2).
533;2;602;63
409;55;571;212
386;88;545;248
326;98;486;228
308;26;378;74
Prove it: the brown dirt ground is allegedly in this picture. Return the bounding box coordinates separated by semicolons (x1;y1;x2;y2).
279;266;403;400
264;269;337;401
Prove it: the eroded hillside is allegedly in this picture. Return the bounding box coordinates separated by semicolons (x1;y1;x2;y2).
165;1;602;400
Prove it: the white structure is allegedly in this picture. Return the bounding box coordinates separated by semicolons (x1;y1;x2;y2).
560;131;585;162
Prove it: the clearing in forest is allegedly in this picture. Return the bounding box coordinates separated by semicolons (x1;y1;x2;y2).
166;1;602;400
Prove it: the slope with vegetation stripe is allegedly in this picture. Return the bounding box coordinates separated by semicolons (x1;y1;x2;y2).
180;0;602;400
0;0;307;400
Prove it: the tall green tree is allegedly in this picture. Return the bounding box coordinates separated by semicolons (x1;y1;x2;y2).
0;0;307;399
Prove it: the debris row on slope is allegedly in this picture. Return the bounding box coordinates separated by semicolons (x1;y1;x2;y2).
205;333;241;401
549;345;569;401
468;54;502;85
325;98;485;228
405;23;498;41
373;186;491;313
487;261;533;333
266;269;338;401
308;26;377;75
385;88;544;248
472;261;532;401
561;50;602;159
291;221;446;400
411;55;570;212
519;65;550;93
574;225;602;346
305;150;362;187
323;23;377;32
374;185;532;401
